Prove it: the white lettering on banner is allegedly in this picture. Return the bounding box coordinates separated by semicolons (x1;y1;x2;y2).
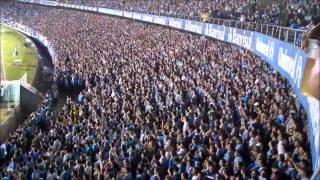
123;11;132;18
133;13;141;20
142;15;153;22
227;28;253;49
169;18;182;29
255;37;275;61
307;97;320;170
206;24;225;41
278;48;303;88
154;16;166;25
185;20;202;34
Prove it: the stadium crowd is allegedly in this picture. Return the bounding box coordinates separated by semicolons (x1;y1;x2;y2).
55;0;320;28
0;2;314;180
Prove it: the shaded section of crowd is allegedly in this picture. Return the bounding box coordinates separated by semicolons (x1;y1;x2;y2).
0;2;313;180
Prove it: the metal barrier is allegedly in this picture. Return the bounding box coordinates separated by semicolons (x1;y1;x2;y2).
208;18;307;47
159;14;306;47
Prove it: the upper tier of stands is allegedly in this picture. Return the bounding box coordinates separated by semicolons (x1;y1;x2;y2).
56;0;320;29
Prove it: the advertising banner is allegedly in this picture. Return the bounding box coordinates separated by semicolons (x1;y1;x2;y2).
253;33;306;91
114;10;123;17
226;27;254;50
153;15;167;26
132;13;142;20
204;23;227;41
40;0;58;6
99;8;117;16
168;17;184;29
142;14;154;23
184;20;203;34
123;11;133;19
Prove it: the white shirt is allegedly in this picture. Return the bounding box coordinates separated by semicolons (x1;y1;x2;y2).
278;140;285;155
183;122;189;133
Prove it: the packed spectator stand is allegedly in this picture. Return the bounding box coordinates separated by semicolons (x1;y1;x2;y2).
56;0;320;28
0;1;316;180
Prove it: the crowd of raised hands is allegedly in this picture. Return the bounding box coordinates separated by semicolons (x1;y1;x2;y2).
0;1;313;180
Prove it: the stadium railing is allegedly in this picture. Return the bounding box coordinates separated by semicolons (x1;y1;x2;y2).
143;12;304;47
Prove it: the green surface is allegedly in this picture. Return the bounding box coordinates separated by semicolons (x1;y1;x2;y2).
1;24;37;83
0;108;10;124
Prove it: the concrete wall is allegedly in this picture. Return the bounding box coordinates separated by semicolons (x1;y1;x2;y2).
0;83;42;141
20;83;42;113
0;105;22;141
